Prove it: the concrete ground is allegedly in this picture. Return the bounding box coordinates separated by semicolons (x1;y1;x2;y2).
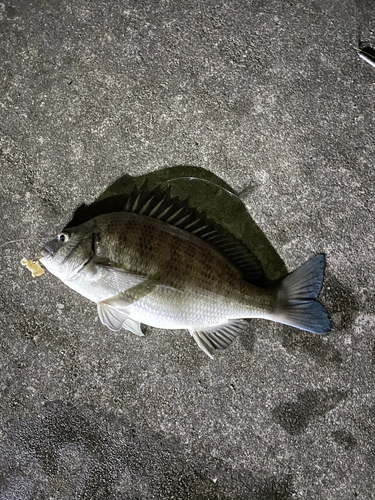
1;0;374;498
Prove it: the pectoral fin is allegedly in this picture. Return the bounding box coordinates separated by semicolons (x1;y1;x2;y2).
90;259;149;291
97;298;132;331
97;280;158;332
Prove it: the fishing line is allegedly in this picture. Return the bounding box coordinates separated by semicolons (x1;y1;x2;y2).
2;179;243;251
159;176;244;202
0;239;27;249
0;227;62;249
354;0;364;48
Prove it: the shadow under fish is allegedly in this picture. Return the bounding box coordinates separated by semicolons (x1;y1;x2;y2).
38;167;332;358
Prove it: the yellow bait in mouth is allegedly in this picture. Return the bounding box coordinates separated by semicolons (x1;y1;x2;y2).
21;258;45;278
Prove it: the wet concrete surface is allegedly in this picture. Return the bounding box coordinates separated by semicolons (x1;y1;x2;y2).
1;0;375;498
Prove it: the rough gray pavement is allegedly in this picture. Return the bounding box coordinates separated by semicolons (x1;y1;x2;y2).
1;0;374;499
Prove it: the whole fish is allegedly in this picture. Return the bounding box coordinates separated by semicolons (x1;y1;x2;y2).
39;184;331;357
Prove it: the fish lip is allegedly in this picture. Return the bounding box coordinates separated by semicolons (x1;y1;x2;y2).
40;247;52;259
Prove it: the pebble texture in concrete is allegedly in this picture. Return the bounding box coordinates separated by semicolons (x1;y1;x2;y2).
1;0;374;499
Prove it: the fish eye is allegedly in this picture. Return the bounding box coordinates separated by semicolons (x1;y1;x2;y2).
57;232;70;243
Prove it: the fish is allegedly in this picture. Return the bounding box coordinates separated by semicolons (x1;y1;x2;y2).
39;183;332;358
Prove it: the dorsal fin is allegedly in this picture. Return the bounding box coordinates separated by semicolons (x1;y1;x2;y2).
122;182;266;285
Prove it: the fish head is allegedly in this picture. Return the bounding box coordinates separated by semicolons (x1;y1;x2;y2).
39;224;94;281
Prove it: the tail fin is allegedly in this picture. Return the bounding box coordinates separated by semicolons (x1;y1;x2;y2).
275;254;332;334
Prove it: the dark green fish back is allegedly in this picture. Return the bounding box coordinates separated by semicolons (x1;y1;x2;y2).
67;183;266;285
123;184;266;285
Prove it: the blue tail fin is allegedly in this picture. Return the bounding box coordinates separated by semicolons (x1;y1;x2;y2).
275;254;332;334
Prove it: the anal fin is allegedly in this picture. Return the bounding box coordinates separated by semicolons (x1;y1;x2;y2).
189;319;248;358
189;330;215;359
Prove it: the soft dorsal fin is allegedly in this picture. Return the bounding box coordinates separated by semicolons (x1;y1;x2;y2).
121;182;266;285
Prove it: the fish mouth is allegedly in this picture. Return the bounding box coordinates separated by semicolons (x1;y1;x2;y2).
40;247;53;259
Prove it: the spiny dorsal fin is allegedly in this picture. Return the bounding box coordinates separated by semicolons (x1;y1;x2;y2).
122;182;266;285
